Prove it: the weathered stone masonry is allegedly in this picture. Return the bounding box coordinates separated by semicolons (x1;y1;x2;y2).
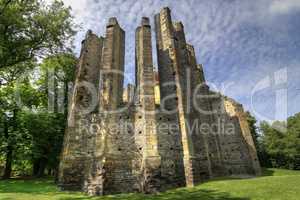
58;7;261;196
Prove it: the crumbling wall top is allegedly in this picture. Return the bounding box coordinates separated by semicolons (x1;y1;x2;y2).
141;17;150;26
173;21;184;31
107;17;119;27
161;7;171;14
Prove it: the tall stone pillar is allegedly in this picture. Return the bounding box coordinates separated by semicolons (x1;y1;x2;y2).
98;18;137;195
155;7;200;186
135;17;161;193
99;17;125;112
58;30;104;191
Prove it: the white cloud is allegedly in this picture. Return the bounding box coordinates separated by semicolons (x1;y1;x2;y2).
42;0;300;120
269;0;300;14
62;0;86;11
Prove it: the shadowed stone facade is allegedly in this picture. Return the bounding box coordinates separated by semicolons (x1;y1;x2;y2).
58;7;261;196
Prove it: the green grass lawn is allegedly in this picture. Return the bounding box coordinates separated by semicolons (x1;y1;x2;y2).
0;168;300;200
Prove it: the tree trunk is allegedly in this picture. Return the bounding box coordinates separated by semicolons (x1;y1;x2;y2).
37;158;47;177
32;159;40;176
2;117;12;179
64;80;69;117
2;150;12;179
48;168;52;176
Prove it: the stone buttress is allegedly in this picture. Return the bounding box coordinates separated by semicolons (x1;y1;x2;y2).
58;31;104;191
97;18;137;195
154;7;227;185
134;17;161;193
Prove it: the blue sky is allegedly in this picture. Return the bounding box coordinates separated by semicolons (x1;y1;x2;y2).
55;0;300;123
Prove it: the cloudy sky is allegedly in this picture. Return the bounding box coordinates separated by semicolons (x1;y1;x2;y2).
54;0;300;123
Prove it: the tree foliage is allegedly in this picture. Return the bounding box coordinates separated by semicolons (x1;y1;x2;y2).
19;111;65;177
38;53;77;113
259;115;300;170
0;53;77;178
0;0;77;178
245;111;259;148
0;0;76;69
0;73;40;178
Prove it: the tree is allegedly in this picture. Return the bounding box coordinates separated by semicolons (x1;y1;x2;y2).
0;66;40;178
259;115;300;170
285;113;300;169
0;0;77;178
245;111;259;148
260;121;285;168
38;53;77;114
245;111;272;167
27;53;77;177
0;54;76;178
0;0;76;69
19;111;65;177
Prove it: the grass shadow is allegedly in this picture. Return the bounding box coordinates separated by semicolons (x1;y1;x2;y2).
261;168;275;177
0;178;60;195
0;177;250;200
59;188;250;200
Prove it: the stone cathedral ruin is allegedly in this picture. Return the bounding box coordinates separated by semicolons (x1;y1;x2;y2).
58;8;261;195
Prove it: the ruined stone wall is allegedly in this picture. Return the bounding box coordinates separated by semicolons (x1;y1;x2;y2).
155;8;200;186
101;110;137;194
59;31;104;191
223;98;261;175
123;84;134;103
59;7;261;196
186;45;224;178
134;17;161;193
153;72;161;105
173;24;213;182
210;94;261;176
155;110;186;189
98;18;137;195
100;17;125;111
154;7;226;184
